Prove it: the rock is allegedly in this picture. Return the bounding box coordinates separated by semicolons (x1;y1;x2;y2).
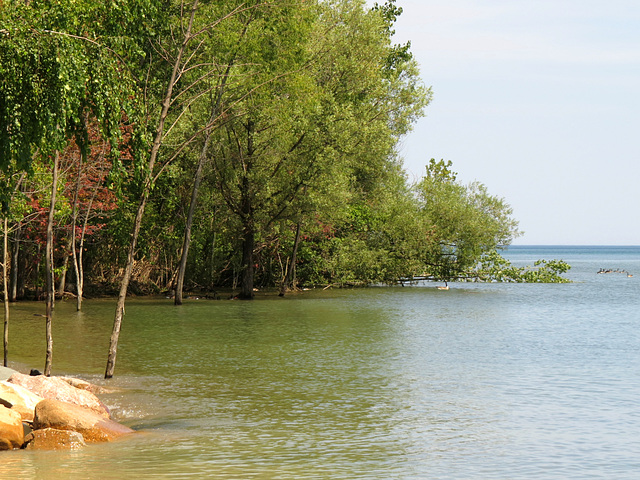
58;376;112;395
23;428;86;450
0;405;25;450
0;366;18;382
33;399;134;443
0;381;44;422
7;373;109;417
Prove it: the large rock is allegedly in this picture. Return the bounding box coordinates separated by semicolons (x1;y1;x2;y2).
23;428;86;450
33;399;134;443
7;373;109;417
0;366;17;382
58;376;112;395
0;405;25;450
0;381;44;422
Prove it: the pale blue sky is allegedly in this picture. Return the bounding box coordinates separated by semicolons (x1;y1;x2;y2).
378;0;640;245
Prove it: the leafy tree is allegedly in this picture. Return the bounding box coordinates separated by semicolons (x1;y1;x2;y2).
204;0;429;298
416;159;520;284
104;0;301;376
2;0;152;375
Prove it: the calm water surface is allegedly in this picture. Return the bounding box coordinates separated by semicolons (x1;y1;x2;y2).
2;246;640;479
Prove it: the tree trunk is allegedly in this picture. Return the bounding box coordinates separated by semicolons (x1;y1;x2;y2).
239;220;255;299
56;241;70;298
175;139;208;305
34;243;41;301
70;143;91;312
105;0;200;379
3;218;9;367
175;49;237;305
44;151;59;376
72;197;92;312
238;118;255;300
279;221;302;297
9;223;20;302
105;194;146;378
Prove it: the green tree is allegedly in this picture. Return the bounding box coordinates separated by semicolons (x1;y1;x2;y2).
205;0;429;298
2;0;152;375
416;159;521;284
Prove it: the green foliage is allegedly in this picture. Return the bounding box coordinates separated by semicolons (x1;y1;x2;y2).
476;251;572;283
0;0;569;297
417;159;521;282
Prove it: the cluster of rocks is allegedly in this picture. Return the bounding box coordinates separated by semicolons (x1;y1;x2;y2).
0;368;134;450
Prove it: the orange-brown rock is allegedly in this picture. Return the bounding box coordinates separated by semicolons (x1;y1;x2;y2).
58;376;112;395
33;399;134;443
7;373;109;417
0;405;25;450
0;381;44;422
23;428;86;450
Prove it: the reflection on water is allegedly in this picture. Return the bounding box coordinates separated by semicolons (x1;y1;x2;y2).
3;247;640;478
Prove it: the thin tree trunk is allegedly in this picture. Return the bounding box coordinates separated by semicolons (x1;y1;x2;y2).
175;140;208;305
3;218;9;367
239;220;255;299
70;143;91;311
57;242;70;298
238;118;255;300
35;243;41;302
279;221;302;297
72;196;92;312
9;223;20;302
44;151;59;376
175;49;238;305
105;0;199;379
105;195;146;379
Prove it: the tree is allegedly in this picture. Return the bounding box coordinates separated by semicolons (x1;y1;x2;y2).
416;159;521;283
204;0;429;298
58;122;118;310
105;0;279;376
172;4;256;305
2;0;149;374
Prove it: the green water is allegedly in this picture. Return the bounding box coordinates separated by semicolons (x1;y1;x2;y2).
2;247;640;478
3;290;426;479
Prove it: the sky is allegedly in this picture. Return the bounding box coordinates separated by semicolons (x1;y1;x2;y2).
375;0;640;245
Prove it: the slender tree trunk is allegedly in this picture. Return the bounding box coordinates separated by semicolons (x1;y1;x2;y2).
175;50;237;305
279;221;302;297
175;140;208;305
57;242;70;298
9;223;20;302
105;0;199;379
34;243;41;302
239;219;255;299
70;144;91;311
238;118;255;300
72;197;92;312
3;218;9;367
70;198;81;310
44;152;59;376
105;195;146;378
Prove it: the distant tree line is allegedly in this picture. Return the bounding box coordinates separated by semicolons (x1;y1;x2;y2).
0;0;569;376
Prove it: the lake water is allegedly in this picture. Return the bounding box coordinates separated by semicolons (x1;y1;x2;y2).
2;246;640;479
